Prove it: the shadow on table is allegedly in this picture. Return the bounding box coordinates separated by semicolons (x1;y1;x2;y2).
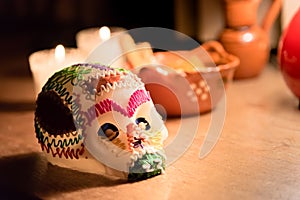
276;93;300;112
0;152;126;199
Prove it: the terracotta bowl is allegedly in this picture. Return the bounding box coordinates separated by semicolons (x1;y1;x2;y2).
135;41;240;117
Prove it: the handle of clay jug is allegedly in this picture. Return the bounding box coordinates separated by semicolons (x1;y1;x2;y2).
262;0;282;33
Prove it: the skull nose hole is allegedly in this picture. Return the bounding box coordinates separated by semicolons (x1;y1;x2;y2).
132;137;143;148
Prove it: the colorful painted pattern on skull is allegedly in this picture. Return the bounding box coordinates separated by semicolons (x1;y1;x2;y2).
34;63;168;181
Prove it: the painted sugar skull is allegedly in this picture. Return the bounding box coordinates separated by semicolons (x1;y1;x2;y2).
34;63;168;181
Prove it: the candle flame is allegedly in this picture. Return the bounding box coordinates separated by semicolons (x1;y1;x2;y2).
99;26;111;41
55;44;65;63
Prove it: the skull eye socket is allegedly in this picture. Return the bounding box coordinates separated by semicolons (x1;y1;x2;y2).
135;117;151;130
98;123;119;141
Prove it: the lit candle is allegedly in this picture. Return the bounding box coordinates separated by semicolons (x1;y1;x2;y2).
29;44;84;97
76;26;126;57
54;44;65;63
99;26;111;41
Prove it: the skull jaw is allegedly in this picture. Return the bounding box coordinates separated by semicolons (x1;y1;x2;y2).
128;152;166;182
128;168;163;182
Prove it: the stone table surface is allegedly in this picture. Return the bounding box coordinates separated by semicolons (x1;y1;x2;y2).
0;63;300;200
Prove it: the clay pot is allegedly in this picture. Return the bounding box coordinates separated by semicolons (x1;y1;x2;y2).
224;0;260;27
219;0;282;79
278;8;300;109
219;25;269;78
135;41;240;117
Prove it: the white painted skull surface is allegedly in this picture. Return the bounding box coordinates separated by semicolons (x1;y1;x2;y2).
34;63;168;181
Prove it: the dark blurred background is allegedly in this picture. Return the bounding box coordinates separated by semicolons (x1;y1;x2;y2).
0;0;281;79
0;0;176;77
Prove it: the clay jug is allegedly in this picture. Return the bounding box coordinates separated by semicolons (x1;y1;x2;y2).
278;7;300;109
219;0;282;79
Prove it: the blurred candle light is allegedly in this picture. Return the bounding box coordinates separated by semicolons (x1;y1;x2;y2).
76;26;126;57
99;26;111;41
55;44;65;63
29;44;84;97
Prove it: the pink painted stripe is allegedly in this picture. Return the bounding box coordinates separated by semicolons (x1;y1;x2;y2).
94;89;151;117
